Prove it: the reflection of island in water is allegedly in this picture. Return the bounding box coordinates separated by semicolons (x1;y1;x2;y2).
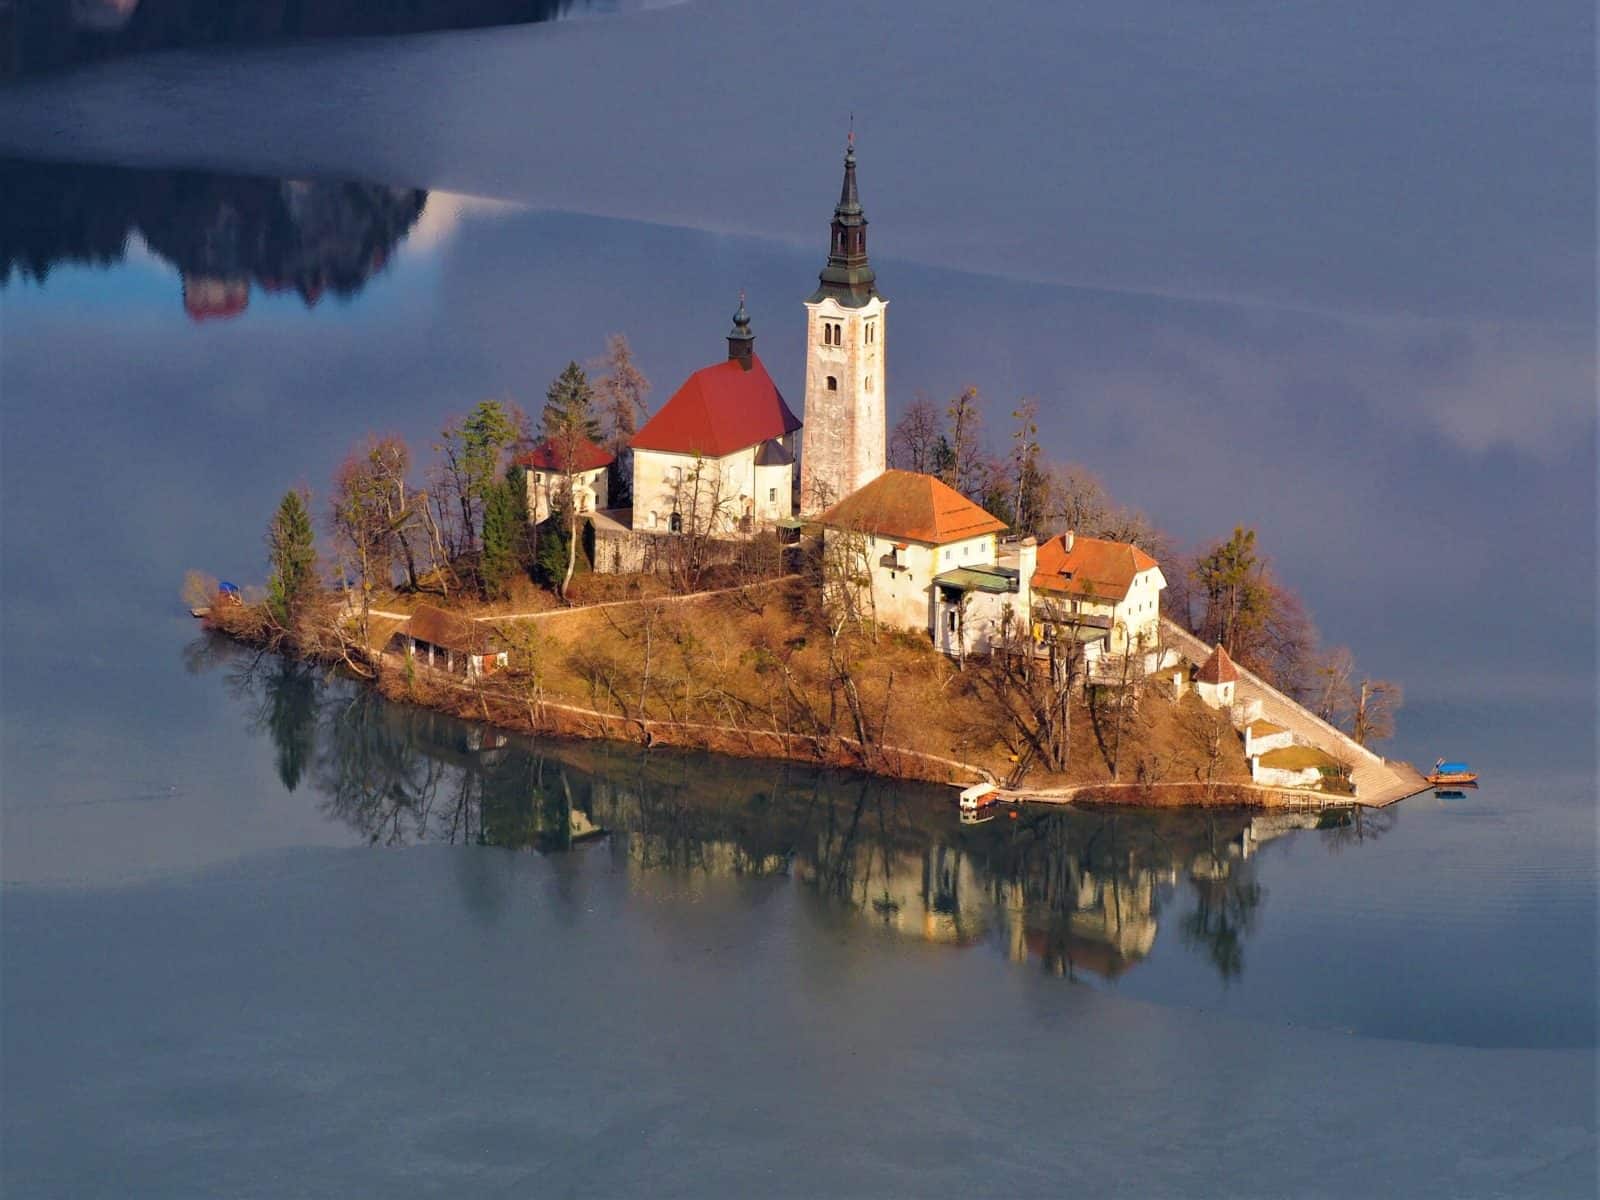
4;0;572;79
201;641;1392;986
0;158;426;319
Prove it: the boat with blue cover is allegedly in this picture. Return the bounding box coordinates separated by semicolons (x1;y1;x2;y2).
1426;759;1478;786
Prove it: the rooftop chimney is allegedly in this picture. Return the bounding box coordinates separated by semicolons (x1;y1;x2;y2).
1065;529;1075;552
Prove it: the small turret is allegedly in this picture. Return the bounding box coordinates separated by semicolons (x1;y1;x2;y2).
727;291;755;370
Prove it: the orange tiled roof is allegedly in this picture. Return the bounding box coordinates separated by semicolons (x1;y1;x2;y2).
1196;643;1240;684
816;470;1007;545
1031;533;1160;603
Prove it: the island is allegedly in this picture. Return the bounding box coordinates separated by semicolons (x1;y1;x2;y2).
196;140;1425;812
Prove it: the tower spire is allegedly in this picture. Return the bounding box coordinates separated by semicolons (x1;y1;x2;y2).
810;129;876;306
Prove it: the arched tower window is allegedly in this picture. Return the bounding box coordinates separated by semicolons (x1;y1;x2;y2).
669;511;683;534
826;376;838;391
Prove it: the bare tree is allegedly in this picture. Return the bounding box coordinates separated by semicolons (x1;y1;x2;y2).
1180;699;1233;801
1310;646;1356;723
974;602;1084;783
663;456;741;593
1350;678;1402;745
591;333;650;503
1108;631;1150;780
1009;398;1044;535
889;394;941;473
944;385;985;498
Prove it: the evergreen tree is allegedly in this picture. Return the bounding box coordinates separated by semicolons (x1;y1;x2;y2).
504;463;535;574
263;660;319;792
266;489;318;629
479;477;521;599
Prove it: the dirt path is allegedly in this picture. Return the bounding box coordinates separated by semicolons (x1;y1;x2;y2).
366;576;802;626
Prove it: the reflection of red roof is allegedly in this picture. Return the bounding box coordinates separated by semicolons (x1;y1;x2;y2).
516;437;614;472
1032;534;1160;603
817;470;1006;545
1196;644;1239;684
630;353;800;458
182;276;250;322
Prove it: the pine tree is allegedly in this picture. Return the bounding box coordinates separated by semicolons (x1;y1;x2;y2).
479;477;522;599
504;463;535;574
266;489;318;630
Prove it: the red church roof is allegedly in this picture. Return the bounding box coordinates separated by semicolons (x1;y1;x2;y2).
516;436;614;473
630;353;800;459
1196;644;1240;685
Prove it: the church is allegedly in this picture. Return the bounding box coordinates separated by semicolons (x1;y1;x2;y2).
577;137;1166;667
582;135;888;568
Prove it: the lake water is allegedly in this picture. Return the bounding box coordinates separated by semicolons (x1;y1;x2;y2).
1;2;1595;1194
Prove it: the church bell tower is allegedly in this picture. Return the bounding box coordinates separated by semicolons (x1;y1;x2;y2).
799;134;887;514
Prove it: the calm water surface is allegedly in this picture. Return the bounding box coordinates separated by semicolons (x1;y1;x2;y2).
2;3;1595;1194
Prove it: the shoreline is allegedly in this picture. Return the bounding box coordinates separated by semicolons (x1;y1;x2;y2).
213;617;1397;813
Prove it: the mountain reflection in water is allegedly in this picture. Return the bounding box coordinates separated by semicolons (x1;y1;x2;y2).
0;158;426;317
200;638;1394;986
4;0;574;79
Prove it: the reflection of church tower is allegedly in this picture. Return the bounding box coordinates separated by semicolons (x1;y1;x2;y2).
799;136;887;514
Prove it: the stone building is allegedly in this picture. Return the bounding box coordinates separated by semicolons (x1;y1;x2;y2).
799;136;887;514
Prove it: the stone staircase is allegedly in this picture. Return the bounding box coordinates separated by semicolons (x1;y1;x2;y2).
1160;619;1427;807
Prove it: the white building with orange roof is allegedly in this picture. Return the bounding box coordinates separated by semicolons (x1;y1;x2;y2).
815;469;1017;648
1029;531;1167;657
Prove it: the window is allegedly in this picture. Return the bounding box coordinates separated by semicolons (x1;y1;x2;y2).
947;610;958;633
768;487;776;502
865;375;873;393
865;322;875;345
669;511;683;534
822;324;832;347
826;376;838;391
670;465;682;485
649;511;659;530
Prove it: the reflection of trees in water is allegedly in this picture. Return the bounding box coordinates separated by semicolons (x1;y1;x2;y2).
1;159;424;315
6;0;572;79
202;641;1372;983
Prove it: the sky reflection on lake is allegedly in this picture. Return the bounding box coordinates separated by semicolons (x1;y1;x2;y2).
0;3;1594;1192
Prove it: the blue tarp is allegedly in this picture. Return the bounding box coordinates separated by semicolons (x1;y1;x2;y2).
218;581;240;593
1435;761;1471;774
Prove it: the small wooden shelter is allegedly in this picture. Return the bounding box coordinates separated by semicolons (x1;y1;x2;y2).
393;604;508;679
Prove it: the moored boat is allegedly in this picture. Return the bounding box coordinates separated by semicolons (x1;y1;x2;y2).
1426;759;1478;786
958;782;1000;824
